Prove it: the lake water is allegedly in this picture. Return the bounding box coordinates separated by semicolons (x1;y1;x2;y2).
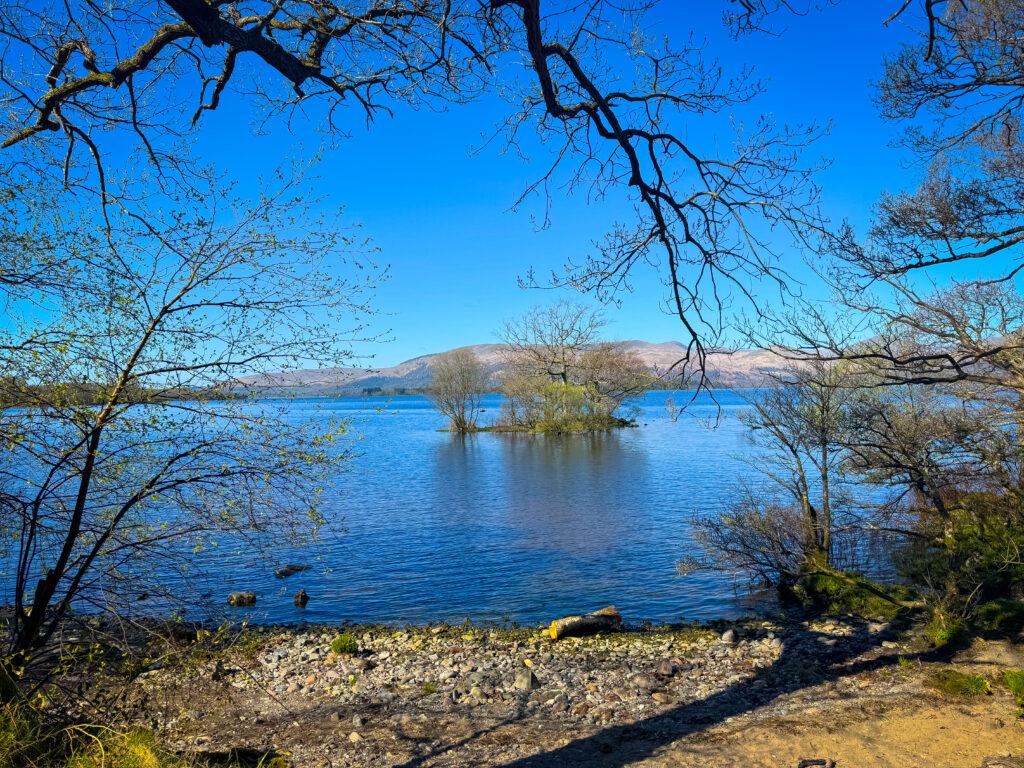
199;390;782;626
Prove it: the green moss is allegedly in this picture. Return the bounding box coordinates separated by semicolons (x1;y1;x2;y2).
1;704;274;768
330;633;359;655
422;682;437;695
795;570;908;620
926;668;989;697
973;599;1024;637
1002;670;1024;706
1;709;192;768
670;626;719;644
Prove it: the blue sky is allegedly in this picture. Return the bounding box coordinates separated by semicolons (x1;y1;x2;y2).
194;2;921;366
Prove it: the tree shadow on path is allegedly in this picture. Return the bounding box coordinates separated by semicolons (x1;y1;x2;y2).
396;616;948;768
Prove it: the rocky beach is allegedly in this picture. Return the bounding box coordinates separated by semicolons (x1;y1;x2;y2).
94;614;1024;767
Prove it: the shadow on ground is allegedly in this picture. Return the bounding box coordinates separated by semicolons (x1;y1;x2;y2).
386;615;952;768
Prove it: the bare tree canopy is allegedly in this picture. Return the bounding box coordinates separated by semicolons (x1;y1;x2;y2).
498;301;647;430
855;2;1024;282
737;2;1024;388
0;0;832;387
429;348;489;432
0;172;378;683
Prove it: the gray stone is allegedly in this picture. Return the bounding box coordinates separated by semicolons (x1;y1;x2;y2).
981;757;1024;768
656;659;676;676
514;669;540;691
633;674;659;692
721;629;738;646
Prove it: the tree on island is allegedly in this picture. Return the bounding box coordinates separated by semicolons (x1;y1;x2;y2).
499;302;648;432
428;348;490;433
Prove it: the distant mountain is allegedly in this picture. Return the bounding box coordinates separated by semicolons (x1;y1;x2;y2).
230;342;790;395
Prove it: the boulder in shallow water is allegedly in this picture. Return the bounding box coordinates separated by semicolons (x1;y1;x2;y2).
275;564;311;578
293;589;309;608
228;591;257;607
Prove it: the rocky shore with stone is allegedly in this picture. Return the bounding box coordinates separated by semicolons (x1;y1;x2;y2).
111;614;1024;767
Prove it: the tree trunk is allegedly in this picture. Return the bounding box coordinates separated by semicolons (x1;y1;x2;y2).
820;441;831;562
549;606;621;639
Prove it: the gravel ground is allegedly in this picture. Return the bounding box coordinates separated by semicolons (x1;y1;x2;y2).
87;614;1024;766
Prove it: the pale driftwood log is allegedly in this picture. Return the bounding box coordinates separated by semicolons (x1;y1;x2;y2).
549;606;621;640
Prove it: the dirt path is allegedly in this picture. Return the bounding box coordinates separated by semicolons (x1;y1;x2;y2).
631;697;1021;768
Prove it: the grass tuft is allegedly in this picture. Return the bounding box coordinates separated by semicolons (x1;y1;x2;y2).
1002;669;1024;706
973;600;1024;637
926;668;989;697
923;611;970;650
330;634;359;655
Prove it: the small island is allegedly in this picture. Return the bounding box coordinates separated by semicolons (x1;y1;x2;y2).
430;302;648;434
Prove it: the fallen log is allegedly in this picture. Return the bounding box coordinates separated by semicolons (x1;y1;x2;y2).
549;605;621;640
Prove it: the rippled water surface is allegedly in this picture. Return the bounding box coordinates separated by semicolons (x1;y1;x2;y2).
200;390;777;625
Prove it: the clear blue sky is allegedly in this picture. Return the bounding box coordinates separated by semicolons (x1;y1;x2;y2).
193;2;920;366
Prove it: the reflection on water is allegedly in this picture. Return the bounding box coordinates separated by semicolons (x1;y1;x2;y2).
178;391;781;625
494;431;641;555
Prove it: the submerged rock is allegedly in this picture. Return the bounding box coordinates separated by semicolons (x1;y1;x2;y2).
227;591;257;607
293;589;309;608
275;564;311;578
